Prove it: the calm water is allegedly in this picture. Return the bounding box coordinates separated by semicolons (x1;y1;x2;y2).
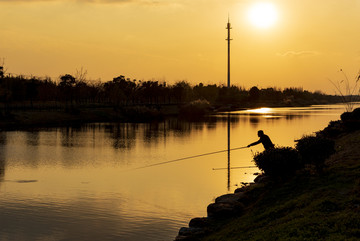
0;104;355;241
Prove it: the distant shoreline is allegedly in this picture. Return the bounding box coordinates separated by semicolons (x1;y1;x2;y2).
0;74;346;130
0;100;344;131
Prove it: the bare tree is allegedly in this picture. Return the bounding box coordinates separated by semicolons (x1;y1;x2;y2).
75;67;88;83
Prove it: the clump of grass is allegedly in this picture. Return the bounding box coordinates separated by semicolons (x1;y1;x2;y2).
295;135;335;173
340;107;360;130
253;147;302;178
329;69;360;112
179;99;212;118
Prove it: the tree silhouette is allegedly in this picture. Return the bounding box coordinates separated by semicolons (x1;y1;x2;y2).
0;71;341;117
249;86;260;102
25;78;39;108
59;74;76;110
172;81;192;103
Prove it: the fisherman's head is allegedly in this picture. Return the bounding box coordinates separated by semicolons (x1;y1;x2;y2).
257;130;264;137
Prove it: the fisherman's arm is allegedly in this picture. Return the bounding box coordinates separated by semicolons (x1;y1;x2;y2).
247;140;261;147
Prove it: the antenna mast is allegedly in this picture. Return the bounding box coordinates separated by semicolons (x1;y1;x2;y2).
226;16;232;88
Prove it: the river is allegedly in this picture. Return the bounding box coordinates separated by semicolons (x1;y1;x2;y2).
0;103;355;241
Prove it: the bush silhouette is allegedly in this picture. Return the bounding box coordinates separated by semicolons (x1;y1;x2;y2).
253;147;302;178
340;108;360;130
295;135;335;173
179;99;211;118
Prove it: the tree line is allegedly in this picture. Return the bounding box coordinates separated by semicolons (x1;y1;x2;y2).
0;72;340;113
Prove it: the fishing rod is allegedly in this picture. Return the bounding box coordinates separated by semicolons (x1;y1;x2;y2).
212;166;257;171
131;146;249;171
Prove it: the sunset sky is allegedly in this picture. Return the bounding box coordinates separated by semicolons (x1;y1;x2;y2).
1;0;359;93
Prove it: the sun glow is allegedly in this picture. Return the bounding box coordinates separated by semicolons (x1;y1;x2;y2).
247;2;278;29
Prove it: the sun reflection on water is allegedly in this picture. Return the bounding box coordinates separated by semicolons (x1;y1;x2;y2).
246;107;272;114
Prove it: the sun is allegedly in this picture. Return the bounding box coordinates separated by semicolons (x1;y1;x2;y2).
247;2;278;29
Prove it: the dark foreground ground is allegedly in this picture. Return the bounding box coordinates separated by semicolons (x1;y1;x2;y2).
204;130;360;240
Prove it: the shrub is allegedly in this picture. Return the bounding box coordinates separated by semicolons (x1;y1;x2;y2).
179;99;211;118
253;147;302;178
295;135;335;173
340;108;360;130
321;120;345;137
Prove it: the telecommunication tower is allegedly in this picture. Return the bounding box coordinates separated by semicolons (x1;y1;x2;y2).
226;17;232;88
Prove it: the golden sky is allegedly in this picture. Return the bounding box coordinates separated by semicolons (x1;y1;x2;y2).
1;0;360;93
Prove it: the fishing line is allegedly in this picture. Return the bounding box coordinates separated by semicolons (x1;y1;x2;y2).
130;146;248;171
212;166;257;170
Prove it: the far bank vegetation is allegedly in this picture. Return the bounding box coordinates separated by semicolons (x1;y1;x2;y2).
0;72;342;115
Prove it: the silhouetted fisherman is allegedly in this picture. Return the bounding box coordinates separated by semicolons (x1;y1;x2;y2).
247;130;274;150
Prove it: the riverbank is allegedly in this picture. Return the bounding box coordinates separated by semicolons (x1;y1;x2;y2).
175;109;360;240
0;105;177;130
0;100;343;130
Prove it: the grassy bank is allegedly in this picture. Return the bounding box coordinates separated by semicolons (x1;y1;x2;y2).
200;121;360;240
0;104;180;130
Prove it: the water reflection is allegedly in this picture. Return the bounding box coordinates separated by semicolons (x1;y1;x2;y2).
0;105;349;171
227;113;231;191
105;123;137;149
3;106;343;169
249;116;260;125
143;122;164;142
0;132;6;184
0;156;5;183
0;194;182;241
25;131;40;146
0;104;356;241
61;126;86;148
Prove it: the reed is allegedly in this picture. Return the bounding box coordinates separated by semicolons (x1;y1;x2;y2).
329;69;360;111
